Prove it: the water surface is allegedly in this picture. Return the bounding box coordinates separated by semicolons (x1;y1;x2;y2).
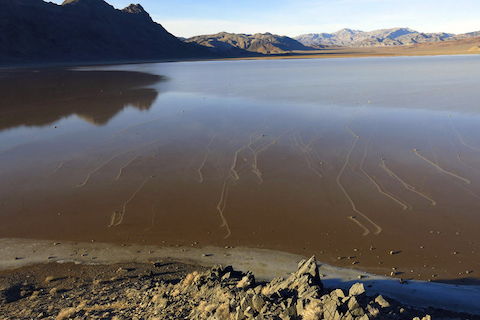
1;56;480;283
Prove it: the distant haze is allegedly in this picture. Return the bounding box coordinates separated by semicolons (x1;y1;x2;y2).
46;0;480;38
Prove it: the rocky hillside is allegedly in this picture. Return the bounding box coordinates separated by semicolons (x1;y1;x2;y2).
0;0;210;66
295;28;456;47
185;32;312;55
2;256;455;319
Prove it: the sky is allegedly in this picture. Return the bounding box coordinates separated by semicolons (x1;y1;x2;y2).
48;0;480;38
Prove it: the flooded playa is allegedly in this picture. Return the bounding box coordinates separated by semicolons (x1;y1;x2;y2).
1;56;480;283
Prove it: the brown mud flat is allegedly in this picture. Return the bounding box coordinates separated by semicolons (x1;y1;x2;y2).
1;57;480;286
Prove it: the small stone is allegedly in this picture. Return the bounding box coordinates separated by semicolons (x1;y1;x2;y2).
375;295;390;308
349;283;365;297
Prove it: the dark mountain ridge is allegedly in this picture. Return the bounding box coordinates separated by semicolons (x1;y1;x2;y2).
0;0;211;66
185;32;312;56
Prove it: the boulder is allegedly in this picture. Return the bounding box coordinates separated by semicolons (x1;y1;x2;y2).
263;256;323;300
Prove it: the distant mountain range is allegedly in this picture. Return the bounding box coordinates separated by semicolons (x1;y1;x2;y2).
0;0;210;66
185;32;312;56
184;28;480;54
1;0;479;66
295;28;480;47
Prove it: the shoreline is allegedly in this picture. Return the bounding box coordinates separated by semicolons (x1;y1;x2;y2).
1;43;480;70
1;238;480;315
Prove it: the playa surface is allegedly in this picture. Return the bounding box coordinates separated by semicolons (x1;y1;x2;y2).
1;56;480;288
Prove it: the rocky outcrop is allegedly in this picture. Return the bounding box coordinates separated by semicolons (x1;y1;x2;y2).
0;0;210;66
185;32;311;55
147;256;433;319
0;256;459;319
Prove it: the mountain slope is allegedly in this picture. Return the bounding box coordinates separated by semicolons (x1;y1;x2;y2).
451;30;480;40
185;32;311;55
0;0;210;65
295;28;454;47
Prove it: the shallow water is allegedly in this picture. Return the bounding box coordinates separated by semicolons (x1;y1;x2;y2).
1;56;480;283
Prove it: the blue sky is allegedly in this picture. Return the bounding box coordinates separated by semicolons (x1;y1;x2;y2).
48;0;480;38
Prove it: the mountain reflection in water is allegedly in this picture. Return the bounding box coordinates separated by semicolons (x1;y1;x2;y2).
0;69;163;129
